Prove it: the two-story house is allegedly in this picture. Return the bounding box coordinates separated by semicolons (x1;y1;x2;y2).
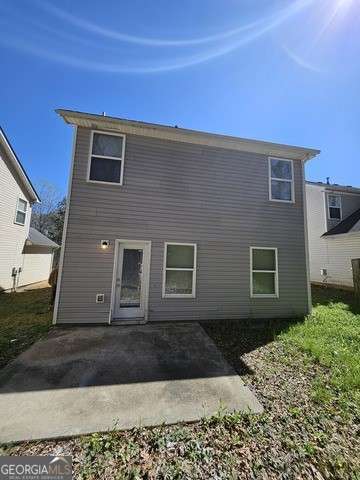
306;181;360;288
54;110;320;325
0;127;58;291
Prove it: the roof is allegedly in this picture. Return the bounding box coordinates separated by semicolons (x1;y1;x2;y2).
306;181;360;195
0;127;40;203
26;227;59;248
322;208;360;237
56;109;320;162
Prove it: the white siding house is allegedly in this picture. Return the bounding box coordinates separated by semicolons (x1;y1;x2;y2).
20;228;59;287
0;127;58;291
306;181;360;288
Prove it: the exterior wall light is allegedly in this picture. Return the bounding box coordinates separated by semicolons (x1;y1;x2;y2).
101;240;110;249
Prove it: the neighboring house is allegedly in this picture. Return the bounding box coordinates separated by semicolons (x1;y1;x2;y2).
21;227;59;286
306;181;360;288
54;109;319;325
0;127;58;291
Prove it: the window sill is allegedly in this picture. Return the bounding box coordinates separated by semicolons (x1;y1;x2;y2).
269;198;295;204
251;294;279;299
162;294;196;299
86;179;123;186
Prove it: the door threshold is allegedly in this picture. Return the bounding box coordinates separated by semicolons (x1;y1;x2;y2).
111;317;147;326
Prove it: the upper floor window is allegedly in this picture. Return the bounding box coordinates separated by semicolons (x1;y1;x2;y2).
269;157;294;203
88;131;126;184
328;194;342;220
163;243;197;298
15;198;27;225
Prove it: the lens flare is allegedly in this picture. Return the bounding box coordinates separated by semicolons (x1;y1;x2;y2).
0;0;356;74
337;0;353;7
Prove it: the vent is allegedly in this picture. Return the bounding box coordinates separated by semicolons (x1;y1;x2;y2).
96;293;105;303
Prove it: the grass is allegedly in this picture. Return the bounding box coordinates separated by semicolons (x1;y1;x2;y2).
281;286;360;411
0;288;52;369
1;285;359;478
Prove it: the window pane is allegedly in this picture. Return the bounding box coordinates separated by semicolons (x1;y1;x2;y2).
120;249;143;308
253;272;276;295
328;195;340;208
271;180;292;201
165;270;193;295
166;245;194;268
253;249;276;271
16;211;26;224
92;133;123;158
329;207;341;219
18;199;27;212
90;157;122;183
271;159;292;180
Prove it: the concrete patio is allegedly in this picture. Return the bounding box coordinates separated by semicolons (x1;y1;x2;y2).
0;323;262;443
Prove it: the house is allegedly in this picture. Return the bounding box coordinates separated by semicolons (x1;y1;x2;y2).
20;227;59;287
0;127;58;291
54;109;320;325
306;181;360;288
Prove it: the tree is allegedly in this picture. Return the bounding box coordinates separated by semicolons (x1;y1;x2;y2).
49;197;66;245
31;181;66;245
31;181;62;236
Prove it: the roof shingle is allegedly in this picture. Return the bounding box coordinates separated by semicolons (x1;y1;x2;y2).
27;227;59;248
322;208;360;237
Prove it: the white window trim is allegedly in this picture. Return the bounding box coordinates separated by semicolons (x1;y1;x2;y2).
14;197;27;226
87;130;126;185
250;246;279;298
327;194;342;220
162;242;197;298
268;157;295;204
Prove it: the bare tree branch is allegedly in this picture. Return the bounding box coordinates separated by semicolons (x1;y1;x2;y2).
31;181;62;236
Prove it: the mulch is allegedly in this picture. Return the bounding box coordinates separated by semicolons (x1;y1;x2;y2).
3;322;359;479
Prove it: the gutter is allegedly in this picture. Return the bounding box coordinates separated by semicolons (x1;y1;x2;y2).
56;109;320;162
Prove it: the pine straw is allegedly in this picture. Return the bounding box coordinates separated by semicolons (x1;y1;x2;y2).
3;337;359;479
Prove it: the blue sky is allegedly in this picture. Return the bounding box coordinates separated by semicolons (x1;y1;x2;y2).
0;0;359;195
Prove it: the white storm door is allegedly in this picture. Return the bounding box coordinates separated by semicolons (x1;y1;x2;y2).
113;241;150;320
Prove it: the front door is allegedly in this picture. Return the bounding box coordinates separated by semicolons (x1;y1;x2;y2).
113;241;150;321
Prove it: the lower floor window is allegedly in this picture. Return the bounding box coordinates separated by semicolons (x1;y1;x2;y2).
250;247;278;297
163;243;197;298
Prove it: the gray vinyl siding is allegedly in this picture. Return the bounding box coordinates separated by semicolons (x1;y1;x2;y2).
57;127;309;324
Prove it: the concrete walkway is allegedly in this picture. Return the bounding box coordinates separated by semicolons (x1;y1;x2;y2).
0;323;262;443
